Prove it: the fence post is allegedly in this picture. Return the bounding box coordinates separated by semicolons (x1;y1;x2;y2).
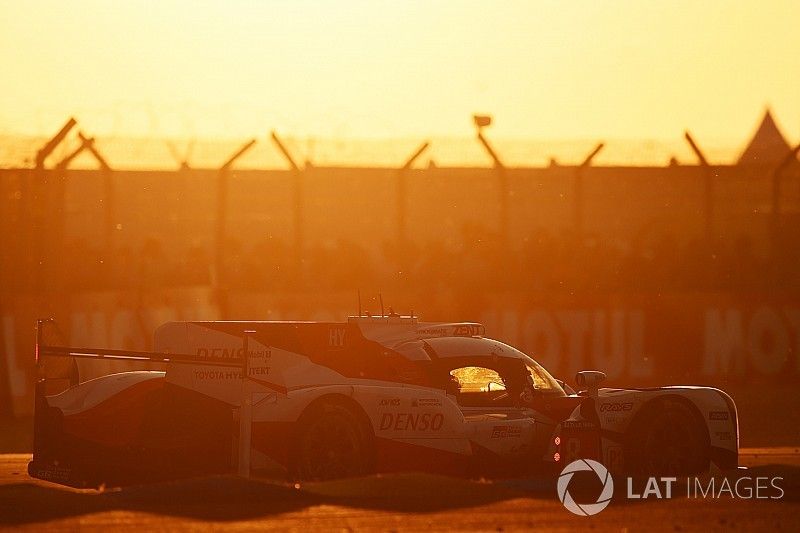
270;132;304;273
684;131;713;242
397;141;429;246
74;132;115;271
33;118;78;292
35;118;77;170
473;115;507;243
215;139;257;316
574;143;604;238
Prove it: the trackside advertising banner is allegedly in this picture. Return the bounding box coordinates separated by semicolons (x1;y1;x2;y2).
2;290;799;416
478;293;800;386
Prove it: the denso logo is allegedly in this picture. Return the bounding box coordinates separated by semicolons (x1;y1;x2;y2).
379;413;444;431
600;402;633;412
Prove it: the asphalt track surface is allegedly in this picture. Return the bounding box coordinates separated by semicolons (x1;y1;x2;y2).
1;449;798;531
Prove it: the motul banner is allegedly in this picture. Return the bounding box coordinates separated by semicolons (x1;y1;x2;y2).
2;290;798;416
479;293;800;385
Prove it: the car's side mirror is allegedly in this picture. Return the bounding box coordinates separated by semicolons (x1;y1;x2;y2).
556;379;576;396
575;370;606;398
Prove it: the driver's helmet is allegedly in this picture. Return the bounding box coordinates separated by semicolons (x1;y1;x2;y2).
446;374;461;396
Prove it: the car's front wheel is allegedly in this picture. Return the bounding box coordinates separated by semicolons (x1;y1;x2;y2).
625;398;710;477
292;402;372;481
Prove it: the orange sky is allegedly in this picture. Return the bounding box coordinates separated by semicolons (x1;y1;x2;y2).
1;0;798;142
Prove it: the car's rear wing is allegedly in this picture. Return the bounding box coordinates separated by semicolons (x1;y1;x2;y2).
35;318;245;368
32;318;256;478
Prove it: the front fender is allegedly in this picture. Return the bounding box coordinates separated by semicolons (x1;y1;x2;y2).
594;387;739;471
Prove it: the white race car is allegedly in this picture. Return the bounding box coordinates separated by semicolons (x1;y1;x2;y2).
29;315;738;487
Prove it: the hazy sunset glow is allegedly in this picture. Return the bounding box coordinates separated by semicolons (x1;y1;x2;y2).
1;0;798;142
3;3;800;530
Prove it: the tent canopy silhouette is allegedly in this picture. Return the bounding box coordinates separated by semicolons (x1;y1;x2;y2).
737;109;795;166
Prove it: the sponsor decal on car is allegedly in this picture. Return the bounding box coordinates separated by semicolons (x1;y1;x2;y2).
196;347;271;359
412;398;442;407
194;369;243;380
417;327;449;337
561;420;597;430
709;411;729;420
491;425;522;439
453;324;483;336
379;398;401;406
379;412;444;431
193;366;272;380
715;431;733;441
328;327;346;348
599;402;633;412
417;324;484;337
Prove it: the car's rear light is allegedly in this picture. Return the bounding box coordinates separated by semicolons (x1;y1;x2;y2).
554;452;561;462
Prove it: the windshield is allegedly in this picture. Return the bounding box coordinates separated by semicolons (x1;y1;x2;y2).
444;358;565;400
450;366;507;392
422;336;566;396
524;358;564;395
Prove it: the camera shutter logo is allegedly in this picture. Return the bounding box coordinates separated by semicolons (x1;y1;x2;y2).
557;459;614;516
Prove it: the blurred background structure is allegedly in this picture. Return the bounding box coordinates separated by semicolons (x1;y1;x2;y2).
1;109;799;422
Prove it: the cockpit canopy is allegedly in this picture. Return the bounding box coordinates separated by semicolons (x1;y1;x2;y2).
396;336;565;397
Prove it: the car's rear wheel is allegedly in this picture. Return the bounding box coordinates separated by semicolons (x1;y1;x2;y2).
626;398;710;477
292;402;372;481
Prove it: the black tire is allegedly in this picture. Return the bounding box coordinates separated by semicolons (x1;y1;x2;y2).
292;402;372;481
625;398;710;477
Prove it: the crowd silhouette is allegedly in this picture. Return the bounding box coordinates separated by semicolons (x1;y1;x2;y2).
15;223;796;296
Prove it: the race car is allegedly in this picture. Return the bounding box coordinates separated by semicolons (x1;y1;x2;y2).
28;314;739;488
